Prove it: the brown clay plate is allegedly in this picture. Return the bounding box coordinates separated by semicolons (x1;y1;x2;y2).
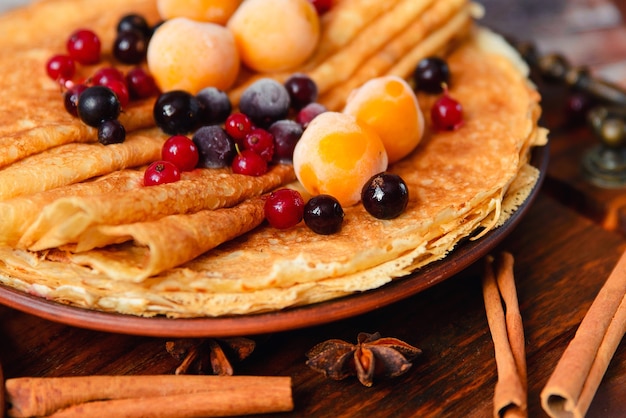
0;145;549;337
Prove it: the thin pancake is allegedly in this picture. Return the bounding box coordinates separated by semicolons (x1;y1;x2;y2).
18;165;295;252
0;127;167;200
0;27;546;317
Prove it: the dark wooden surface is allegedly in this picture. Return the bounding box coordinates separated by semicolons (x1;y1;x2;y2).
2;195;625;418
3;1;626;417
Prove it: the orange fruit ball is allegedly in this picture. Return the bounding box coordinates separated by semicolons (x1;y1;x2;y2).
227;0;320;72
157;0;242;24
293;112;388;207
343;76;424;163
147;17;239;94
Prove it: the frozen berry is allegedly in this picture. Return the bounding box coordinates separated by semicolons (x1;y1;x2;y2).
77;85;121;127
303;194;344;234
296;102;326;128
227;0;319;72
63;83;87;117
98;119;126;145
153;90;201;134
224;112;254;144
192;125;236;168
284;73;318;110
144;160;181;186
46;54;75;84
268;119;303;163
264;188;305;229
413;57;450;94
113;29;148;64
431;92;463;131
126;67;159;99
196;87;232;126
67;29;101;65
162;135;199;171
243;128;274;162
232;149;267;176
361;172;409;219
239;78;291;128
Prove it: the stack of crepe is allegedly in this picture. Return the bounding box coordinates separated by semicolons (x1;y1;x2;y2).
0;0;547;317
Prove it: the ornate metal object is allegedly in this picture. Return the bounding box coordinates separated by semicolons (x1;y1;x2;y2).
513;40;626;187
582;106;626;188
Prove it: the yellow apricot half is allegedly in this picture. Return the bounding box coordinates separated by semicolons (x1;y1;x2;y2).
343;76;424;164
293;112;388;207
147;17;239;94
227;0;320;72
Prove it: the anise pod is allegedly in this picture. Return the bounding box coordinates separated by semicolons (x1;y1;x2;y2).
306;332;422;387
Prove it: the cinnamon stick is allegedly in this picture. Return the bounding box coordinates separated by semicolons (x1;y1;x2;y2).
0;356;5;418
482;252;527;418
48;388;293;418
541;249;626;418
6;375;293;418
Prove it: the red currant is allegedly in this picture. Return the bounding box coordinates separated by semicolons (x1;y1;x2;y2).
224;112;253;143
91;67;125;87
232;149;267;176
126;67;159;99
46;54;76;84
308;0;333;15
102;79;130;108
162;135;199;172
243;128;274;162
264;188;305;229
67;29;101;65
144;160;181;186
431;92;463;131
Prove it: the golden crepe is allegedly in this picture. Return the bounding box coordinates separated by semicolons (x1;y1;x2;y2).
0;0;547;317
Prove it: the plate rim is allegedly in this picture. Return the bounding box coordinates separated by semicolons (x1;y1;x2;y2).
0;144;549;337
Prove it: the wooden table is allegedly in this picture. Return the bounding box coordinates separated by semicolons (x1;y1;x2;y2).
3;1;626;417
3;194;626;418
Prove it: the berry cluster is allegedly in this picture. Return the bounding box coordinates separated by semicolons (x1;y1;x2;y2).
151;74;325;179
46;13;160;145
412;56;464;131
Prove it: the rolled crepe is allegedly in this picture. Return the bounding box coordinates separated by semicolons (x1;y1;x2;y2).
0;128;167;200
19;164;295;251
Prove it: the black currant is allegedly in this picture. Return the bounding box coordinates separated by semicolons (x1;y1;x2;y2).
413;57;450;94
117;14;152;39
303;194;344;235
361;172;409;219
77;85;120;127
153;90;201;135
113;29;148;64
284;73;318;110
63;84;87;117
98;119;126;145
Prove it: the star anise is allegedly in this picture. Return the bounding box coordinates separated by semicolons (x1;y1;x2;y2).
165;337;256;376
305;332;422;387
